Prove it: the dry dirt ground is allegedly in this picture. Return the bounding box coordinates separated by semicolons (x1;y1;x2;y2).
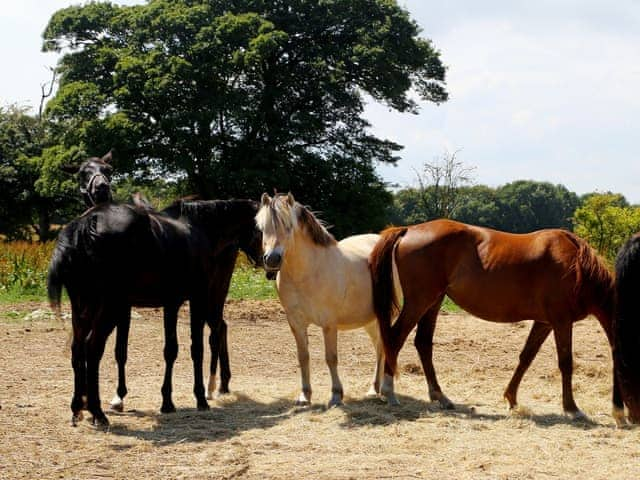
1;299;639;480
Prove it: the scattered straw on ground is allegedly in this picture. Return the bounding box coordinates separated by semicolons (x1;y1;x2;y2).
1;299;638;479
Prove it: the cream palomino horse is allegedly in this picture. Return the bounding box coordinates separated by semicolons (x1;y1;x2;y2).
256;193;392;407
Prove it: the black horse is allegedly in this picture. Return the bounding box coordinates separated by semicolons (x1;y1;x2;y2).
63;154;239;411
48;199;262;427
614;233;640;423
61;151;114;207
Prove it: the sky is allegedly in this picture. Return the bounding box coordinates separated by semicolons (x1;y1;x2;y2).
1;1;639;201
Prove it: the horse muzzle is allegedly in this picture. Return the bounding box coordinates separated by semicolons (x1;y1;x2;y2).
263;249;283;278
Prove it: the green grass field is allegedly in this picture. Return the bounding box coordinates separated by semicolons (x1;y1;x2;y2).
0;241;460;312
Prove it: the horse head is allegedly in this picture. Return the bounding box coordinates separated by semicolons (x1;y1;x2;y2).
61;151;113;207
255;192;298;275
237;200;264;268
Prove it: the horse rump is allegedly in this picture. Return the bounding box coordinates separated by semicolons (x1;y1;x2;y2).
614;234;640;421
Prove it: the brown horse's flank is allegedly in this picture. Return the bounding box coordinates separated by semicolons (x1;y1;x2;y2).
370;219;623;420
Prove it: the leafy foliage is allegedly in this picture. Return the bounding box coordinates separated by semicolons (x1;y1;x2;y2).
43;0;447;237
573;193;640;262
392;179;581;233
0;106;82;240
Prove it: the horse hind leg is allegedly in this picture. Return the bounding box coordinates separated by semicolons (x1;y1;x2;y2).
504;321;552;410
414;298;454;409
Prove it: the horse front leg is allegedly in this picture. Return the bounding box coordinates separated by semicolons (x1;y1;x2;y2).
552;321;585;419
110;308;131;412
70;328;87;426
322;325;343;407
217;321;231;394
207;319;230;399
85;315;116;428
289;321;312;405
592;311;626;425
190;300;209;411
363;322;383;397
160;303;180;413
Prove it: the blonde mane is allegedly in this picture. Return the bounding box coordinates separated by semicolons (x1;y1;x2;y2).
256;194;336;246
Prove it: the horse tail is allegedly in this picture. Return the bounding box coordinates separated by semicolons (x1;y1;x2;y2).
47;231;72;318
614;234;640;419
370;226;407;375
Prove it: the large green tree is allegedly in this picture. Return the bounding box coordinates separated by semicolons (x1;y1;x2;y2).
43;0;447;237
0;106;80;240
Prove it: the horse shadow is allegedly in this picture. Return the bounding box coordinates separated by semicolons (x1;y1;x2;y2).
105;393;296;445
337;395;603;430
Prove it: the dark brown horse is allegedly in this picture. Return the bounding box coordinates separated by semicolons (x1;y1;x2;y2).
370;219;624;422
614;233;640;423
63;153;238;410
61;151;114;208
48;199;262;427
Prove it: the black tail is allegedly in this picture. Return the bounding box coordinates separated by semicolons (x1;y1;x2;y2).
47;235;70;316
614;234;640;420
369;227;407;374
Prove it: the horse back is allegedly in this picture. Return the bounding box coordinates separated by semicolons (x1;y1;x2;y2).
395;220;602;321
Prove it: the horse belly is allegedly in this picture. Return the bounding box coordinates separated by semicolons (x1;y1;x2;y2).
447;279;543;323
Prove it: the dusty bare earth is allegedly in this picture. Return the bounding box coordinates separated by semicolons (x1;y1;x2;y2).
1;300;639;480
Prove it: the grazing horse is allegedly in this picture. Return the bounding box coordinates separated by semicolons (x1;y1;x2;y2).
48;199;262;426
370;219;624;422
256;193;395;406
614;233;640;423
61;151;113;207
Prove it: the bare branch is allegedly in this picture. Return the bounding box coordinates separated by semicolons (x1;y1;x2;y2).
39;67;57;120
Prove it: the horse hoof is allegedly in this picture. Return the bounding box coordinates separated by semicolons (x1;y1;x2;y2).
385;394;400;407
91;415;110;430
566;409;588;421
160;403;176;414
612;406;628;427
197;402;210;411
109;399;124;413
366;387;379;398
439;397;455;410
71;412;83;426
295;398;311;407
328;396;344;408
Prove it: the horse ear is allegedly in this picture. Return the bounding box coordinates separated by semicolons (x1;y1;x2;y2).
261;192;271;206
60;164;79;174
101;150;113;164
287;192;295;206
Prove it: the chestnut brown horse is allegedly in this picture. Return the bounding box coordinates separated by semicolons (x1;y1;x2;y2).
614;233;640;423
370;219;624;422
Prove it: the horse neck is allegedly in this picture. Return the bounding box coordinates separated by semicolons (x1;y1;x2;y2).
183;201;254;247
280;228;332;281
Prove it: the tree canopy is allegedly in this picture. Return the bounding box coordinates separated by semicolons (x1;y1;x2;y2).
42;0;447;237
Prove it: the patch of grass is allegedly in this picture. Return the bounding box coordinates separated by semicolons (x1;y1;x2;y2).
0;241;53;302
441;296;462;313
228;260;277;300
